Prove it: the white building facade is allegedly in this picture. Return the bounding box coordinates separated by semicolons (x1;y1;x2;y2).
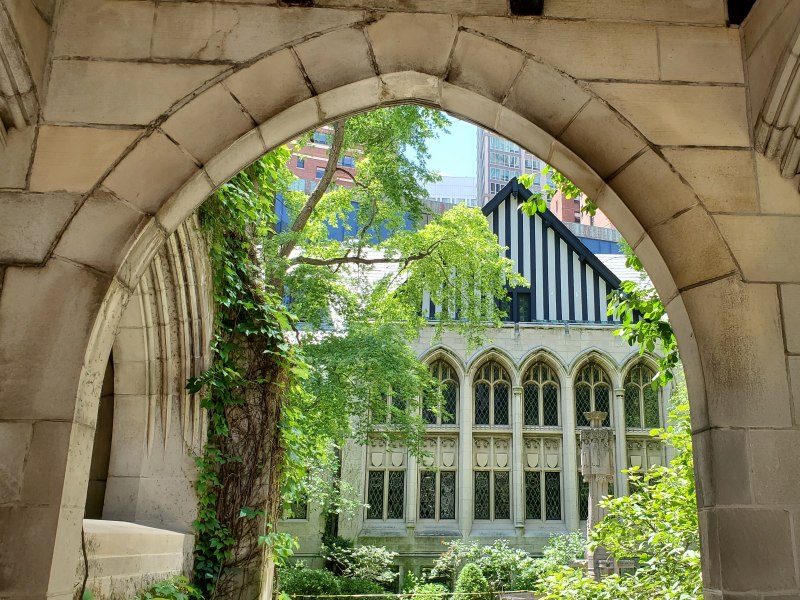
281;180;670;578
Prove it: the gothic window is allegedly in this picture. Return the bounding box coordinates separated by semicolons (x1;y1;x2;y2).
624;364;660;429
524;437;562;521
473;436;511;520
366;438;406;520
376;392;409;424
523;363;560;426
418;437;457;521
425;361;459;425
284;495;308;520
473;360;511;426
574;363;611;427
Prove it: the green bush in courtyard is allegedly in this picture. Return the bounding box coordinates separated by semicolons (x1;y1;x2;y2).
454;563;489;600
132;575;203;599
410;582;449;600
279;566;341;597
338;576;386;598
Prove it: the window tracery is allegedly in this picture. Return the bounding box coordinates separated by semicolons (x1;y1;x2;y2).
424;360;458;426
473;436;511;520
624;364;660;429
523;363;560;427
575;363;611;427
473;360;511;426
365;438;406;520
418;437;457;521
524;437;562;521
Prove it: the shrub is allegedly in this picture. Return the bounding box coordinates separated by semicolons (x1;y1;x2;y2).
410;583;449;600
431;540;533;591
322;542;398;586
338;576;387;598
279;566;341;597
133;576;203;600
454;563;489;600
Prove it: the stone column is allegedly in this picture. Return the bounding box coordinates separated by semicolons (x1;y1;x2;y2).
561;378;579;530
580;411;614;581
406;452;418;534
612;388;627;494
458;374;473;538
511;386;525;532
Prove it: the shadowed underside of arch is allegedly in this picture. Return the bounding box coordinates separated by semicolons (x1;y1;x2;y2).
2;3;800;598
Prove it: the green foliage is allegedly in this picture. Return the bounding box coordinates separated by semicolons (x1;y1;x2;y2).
537;376;701;600
514;533;585;591
321;542;398;586
607;240;679;387
518;165;595;216
337;577;387;597
454;564;489;599
279;565;342;596
430;540;533;591
132;576;203;600
410;583;449;600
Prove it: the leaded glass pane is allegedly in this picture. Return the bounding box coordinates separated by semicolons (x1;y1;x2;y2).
474;472;490;519
494;471;511;519
575;385;591;427
494;383;509;425
543;383;559;426
289;499;307;520
595;385;610;426
625;385;641;428
440;471;456;519
423;403;437;424
523;384;539;426
544;472;561;520
525;471;542;519
392;395;407;414
419;471;436;519
442;381;457;425
475;382;490;425
644;386;660;428
578;477;589;521
367;471;384;519
386;471;405;519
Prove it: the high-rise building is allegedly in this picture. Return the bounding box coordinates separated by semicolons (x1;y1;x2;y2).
422;175;478;215
476;127;621;253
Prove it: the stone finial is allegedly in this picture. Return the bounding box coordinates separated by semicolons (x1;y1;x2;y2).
584;411;608;428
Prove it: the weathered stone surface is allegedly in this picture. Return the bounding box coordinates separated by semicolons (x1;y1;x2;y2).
379;71;440;105
543;0;726;24
44;60;225;125
162;84;254;164
0;125;35;189
0;259;108;421
30;125;140;193
548;141;604;200
658;25;744;84
683;279;791;428
440;83;499;134
649;206;736;289
781;285;800;354
19;421;73;506
559;99;646;179
0;191;79;264
662;148;758;213
715;215;800;282
157;172;214;234
446;32;525;104
152;4;363;62
104;131;199;214
465;17;659;81
590;82;749;147
4;0;50;90
504;59;590;139
225;49;312;124
318;77;382;121
716;508;797;591
749;429;800;505
53;0;154;59
315;0;504;14
0;506;61;596
609;149;699;231
54;190;147;275
367;12;457;76
0;422;32;504
206;128;266;186
295;28;375;94
630;233;678;304
493;107;554;168
755;153;800;215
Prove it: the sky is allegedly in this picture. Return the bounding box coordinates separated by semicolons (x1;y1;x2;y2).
424;116;477;178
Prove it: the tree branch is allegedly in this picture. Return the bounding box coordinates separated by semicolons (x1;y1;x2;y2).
291;240;444;269
280;119;346;258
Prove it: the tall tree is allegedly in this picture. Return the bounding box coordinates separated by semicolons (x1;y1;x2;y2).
191;106;525;598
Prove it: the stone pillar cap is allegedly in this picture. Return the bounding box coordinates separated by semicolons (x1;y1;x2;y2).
584;411;608;427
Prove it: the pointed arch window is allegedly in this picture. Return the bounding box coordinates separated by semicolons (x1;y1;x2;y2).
523;363;560;426
624;364;660;429
473;360;511;426
424;360;459;425
574;363;611;427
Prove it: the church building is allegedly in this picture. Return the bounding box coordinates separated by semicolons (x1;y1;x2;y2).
281;179;671;578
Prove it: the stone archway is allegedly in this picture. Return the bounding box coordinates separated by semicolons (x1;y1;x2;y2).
1;3;800;598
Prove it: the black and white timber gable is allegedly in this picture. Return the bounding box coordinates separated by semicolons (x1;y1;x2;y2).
425;178;621;324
